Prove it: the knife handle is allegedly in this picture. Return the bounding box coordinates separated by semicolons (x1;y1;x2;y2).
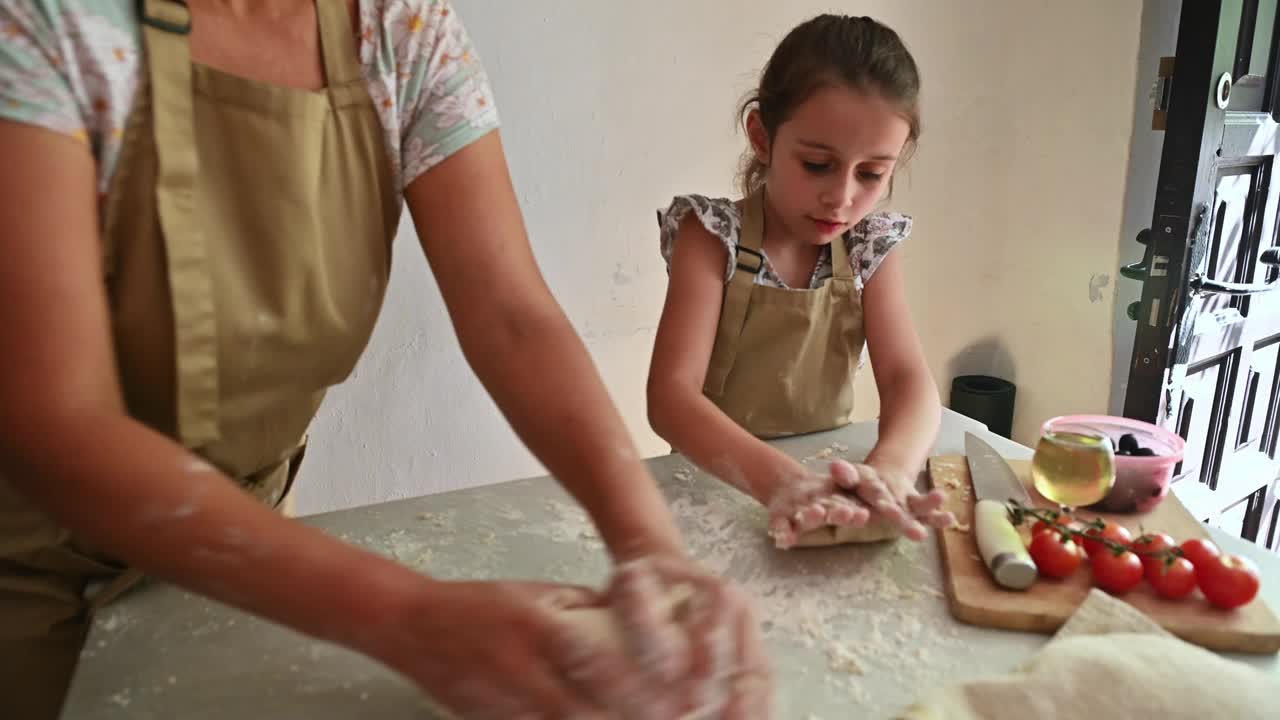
973;499;1038;590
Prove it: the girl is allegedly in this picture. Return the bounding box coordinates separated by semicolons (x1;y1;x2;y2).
648;15;954;549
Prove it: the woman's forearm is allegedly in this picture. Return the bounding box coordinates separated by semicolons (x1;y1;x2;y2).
458;306;686;561
0;410;433;660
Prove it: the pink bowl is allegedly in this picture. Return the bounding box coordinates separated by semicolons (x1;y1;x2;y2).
1040;414;1186;514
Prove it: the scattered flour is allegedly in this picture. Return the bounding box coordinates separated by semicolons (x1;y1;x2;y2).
801;442;850;464
96;454;963;717
99;613;126;633
414;510;458;534
659;469;968;713
828;644;867;675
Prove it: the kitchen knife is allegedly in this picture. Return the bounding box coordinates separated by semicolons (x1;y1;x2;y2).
965;432;1038;590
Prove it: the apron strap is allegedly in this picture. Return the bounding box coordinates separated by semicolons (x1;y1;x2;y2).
704;189;765;397
315;0;365;88
830;226;854;282
140;0;222;447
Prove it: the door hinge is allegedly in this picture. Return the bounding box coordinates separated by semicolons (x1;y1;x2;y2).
1151;56;1175;130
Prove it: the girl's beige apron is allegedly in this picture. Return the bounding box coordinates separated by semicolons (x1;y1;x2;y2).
702;189;867;438
0;0;400;715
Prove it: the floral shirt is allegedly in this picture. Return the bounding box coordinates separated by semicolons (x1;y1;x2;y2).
658;195;911;291
0;0;500;204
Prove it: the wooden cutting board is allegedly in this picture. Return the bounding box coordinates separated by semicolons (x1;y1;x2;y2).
927;454;1280;654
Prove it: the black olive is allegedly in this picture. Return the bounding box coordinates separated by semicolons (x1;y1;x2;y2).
1118;433;1139;453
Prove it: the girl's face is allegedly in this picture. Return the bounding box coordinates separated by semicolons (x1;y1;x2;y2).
749;85;911;244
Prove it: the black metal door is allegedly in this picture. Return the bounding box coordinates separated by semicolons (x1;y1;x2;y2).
1124;0;1280;550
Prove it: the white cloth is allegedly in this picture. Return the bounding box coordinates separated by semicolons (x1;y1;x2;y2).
896;589;1279;720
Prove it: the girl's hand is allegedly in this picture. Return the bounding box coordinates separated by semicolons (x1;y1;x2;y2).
831;459;954;541
763;466;873;549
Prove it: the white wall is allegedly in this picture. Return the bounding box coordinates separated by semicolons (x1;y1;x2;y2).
294;0;1146;515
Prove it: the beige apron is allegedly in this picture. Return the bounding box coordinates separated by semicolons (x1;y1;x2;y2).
0;0;400;715
703;189;866;438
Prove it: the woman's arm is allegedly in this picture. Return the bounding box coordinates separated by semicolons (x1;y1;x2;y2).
0;119;772;717
401;132;773;714
403;131;684;561
0;118;435;667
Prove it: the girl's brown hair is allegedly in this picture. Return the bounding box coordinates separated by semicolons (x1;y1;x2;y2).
737;15;922;198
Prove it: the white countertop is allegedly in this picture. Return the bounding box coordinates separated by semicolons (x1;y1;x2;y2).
62;409;1278;718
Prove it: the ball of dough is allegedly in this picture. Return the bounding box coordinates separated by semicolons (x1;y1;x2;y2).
791;517;900;547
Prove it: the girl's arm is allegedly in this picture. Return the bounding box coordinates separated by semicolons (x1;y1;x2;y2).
862;251;940;471
857;251;954;530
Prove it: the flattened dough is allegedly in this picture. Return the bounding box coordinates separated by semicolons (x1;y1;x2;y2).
896;590;1280;720
792;517;899;547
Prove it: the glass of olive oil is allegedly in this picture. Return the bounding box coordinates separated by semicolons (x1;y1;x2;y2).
1031;417;1116;509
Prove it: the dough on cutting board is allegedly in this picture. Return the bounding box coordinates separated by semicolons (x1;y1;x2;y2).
791;517;899;546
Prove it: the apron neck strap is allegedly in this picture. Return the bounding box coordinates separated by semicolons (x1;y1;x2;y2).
315;0;364;87
139;0;223;447
740;188;766;252
829;227;854;281
743;187;856;282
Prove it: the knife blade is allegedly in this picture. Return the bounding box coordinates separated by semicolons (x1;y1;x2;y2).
965;432;1038;590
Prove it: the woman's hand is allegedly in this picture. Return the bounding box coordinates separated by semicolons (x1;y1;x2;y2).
383;558;772;720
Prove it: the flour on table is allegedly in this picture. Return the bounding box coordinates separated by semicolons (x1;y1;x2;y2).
801;442;850;464
658;475;968;711
99;614;124;633
490;505;526;522
414;509;458;533
828;644;867;675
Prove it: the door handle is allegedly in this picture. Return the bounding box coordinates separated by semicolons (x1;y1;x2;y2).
1123;229;1153;320
1121;228;1152;281
1189;248;1280;296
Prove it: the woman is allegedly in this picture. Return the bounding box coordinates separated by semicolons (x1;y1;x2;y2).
0;1;769;718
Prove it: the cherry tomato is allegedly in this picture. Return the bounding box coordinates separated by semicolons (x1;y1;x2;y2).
1091;548;1143;594
1081;520;1133;557
1029;530;1084;579
1131;531;1177;574
1180;538;1221;569
1032;513;1072;537
1146;556;1197;599
1197;554;1261;609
